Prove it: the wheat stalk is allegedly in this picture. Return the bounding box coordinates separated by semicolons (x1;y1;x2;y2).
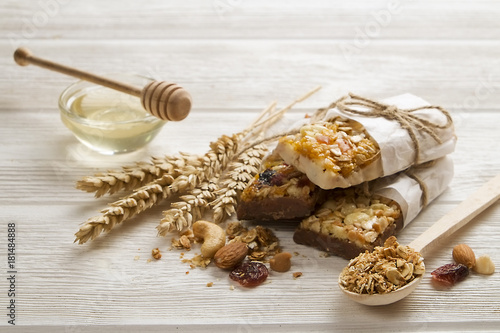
211;143;268;223
76;134;241;243
155;134;242;234
74;174;176;244
157;178;218;235
75;153;196;197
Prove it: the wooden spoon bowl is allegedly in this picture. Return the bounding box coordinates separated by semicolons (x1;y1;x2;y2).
339;174;500;306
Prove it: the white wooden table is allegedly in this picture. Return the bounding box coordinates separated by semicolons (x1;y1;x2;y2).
1;1;500;332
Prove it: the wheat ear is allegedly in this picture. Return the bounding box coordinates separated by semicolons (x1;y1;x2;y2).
156;134;242;234
211;143;268;223
75;153;194;197
157;178;218;236
74;174;176;244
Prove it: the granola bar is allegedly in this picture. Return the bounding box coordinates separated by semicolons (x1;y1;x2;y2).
293;156;454;259
275;117;382;190
293;187;403;259
275;94;456;190
237;154;322;221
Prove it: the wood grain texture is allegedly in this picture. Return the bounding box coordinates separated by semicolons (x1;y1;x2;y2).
3;40;500;111
2;0;499;40
1;1;500;332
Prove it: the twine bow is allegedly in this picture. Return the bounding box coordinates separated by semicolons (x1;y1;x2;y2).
334;93;453;163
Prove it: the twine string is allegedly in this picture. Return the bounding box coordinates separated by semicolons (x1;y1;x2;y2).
404;159;439;208
333;93;453;163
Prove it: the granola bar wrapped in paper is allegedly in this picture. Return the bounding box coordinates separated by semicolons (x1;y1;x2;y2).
293;155;454;259
275;93;456;189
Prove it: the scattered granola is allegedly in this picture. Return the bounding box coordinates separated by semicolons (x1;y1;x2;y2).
182;254;211;268
206;282;214;287
152;248;162;260
171;230;195;251
227;223;282;262
179;235;192;251
293;272;303;279
339;236;424;295
226;221;248;240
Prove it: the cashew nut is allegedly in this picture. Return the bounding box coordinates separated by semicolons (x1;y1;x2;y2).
192;220;226;258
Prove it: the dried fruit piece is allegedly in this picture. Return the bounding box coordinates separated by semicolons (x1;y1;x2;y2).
270;252;292;272
452;244;476;268
474;255;495;275
431;263;469;286
229;262;269;287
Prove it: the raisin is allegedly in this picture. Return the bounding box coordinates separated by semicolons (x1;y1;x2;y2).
229;262;269;287
431;263;469;286
258;169;276;186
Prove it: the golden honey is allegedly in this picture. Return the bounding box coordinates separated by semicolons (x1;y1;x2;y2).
59;74;166;155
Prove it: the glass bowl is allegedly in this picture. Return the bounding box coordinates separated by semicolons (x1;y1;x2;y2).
59;73;166;155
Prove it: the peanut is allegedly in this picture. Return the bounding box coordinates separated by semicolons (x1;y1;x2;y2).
270;252;292;272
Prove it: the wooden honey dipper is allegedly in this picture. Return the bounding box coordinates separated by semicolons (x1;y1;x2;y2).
14;47;192;122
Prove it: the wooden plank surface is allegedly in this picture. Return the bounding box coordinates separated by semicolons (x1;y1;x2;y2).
2;0;499;40
1;1;499;332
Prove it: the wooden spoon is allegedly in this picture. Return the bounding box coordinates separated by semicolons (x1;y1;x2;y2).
14;47;191;122
339;174;500;306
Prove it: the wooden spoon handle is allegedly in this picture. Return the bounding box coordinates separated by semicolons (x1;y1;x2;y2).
409;174;500;256
14;47;141;97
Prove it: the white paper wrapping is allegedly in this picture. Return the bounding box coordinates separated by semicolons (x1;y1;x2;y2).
272;93;456;190
370;155;454;228
322;93;457;177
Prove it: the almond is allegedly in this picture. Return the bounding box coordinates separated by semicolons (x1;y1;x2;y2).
452;244;476;269
213;241;248;270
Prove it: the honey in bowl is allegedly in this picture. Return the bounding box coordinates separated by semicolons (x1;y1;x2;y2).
59;73;166;155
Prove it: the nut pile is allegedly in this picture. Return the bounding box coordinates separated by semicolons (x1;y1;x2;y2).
339;236;424;295
431;243;495;286
170;221;290;288
226;222;281;262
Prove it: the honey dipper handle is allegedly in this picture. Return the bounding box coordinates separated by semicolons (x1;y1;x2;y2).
14;47;192;121
14;47;141;97
409;174;500;256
